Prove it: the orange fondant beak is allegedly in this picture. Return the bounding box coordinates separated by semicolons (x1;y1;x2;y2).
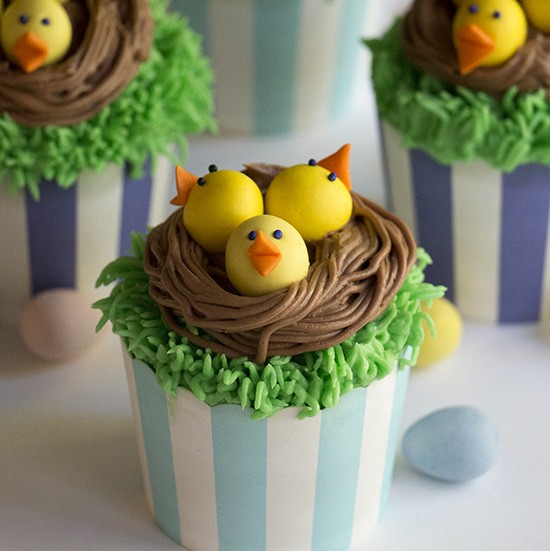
454;23;495;75
318;143;352;191
248;230;282;276
171;166;198;206
13;32;49;73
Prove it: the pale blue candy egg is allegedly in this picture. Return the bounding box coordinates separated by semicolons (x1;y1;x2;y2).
402;406;498;483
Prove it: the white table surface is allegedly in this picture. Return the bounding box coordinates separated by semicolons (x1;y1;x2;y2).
2;89;550;551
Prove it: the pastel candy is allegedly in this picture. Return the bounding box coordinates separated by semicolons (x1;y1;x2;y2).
19;287;101;362
402;406;498;483
417;297;462;366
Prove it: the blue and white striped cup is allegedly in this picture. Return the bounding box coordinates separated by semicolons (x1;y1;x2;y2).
0;156;173;327
124;349;410;551
170;0;373;135
381;122;550;324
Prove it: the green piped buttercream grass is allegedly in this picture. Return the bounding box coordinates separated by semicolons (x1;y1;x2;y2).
366;19;550;172
0;0;216;199
94;233;445;419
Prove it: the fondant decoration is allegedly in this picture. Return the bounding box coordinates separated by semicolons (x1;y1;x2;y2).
172;165;264;253
0;0;73;73
452;0;528;75
402;406;498;483
417;298;462;366
225;214;309;296
19;288;101;362
521;0;550;32
265;144;353;241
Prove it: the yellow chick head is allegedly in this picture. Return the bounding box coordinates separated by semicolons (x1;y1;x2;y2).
265;144;353;242
174;165;264;254
452;0;528;75
225;215;309;297
521;0;550;32
0;0;73;73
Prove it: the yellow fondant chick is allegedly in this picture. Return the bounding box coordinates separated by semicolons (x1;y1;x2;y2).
171;165;264;254
265;144;353;242
521;0;550;32
225;215;309;297
0;0;73;73
452;0;528;75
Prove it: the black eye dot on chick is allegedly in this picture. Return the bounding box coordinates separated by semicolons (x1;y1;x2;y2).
248;231;257;240
208;164;218;173
328;172;337;182
273;229;283;239
197;177;206;186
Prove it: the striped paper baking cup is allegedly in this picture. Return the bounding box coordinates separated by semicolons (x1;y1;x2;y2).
381;121;550;324
0;156;173;326
170;0;371;135
123;349;410;551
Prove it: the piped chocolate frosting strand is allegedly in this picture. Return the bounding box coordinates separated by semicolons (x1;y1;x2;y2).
0;0;153;127
402;0;550;98
144;168;416;365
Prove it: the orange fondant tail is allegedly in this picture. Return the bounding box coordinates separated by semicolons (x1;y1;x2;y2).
318;144;352;190
170;166;198;206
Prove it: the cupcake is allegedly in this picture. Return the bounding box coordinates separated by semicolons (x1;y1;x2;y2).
95;145;444;550
0;0;215;359
170;0;372;135
367;0;550;324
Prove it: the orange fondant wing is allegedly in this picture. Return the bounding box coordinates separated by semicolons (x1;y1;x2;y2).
171;166;197;206
318;144;352;190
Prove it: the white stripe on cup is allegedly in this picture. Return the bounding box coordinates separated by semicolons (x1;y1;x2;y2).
208;0;255;134
149;154;174;228
0;185;31;325
76;164;124;301
381;122;418;237
294;0;341;132
452;162;502;323
266;408;322;551
123;349;154;514
170;390;219;551
351;367;397;546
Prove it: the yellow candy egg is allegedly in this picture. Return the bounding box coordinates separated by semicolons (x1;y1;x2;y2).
0;0;73;73
184;169;264;253
265;164;353;242
417;297;463;366
225;215;309;297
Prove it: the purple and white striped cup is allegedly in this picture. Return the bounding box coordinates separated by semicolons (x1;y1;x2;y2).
123;348;410;551
170;0;375;135
381;122;550;325
0;156;173;327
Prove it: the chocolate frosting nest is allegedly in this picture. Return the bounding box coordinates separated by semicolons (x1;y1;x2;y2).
0;0;153;127
402;0;550;97
143;165;416;365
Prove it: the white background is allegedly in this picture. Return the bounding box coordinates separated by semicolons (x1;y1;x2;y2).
2;79;550;551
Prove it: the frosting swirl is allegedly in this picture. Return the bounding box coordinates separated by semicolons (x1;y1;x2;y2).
0;0;152;127
144;166;416;365
402;0;550;97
